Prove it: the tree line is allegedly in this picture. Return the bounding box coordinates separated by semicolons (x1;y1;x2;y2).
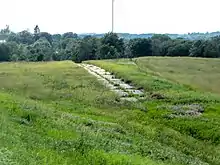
0;25;220;62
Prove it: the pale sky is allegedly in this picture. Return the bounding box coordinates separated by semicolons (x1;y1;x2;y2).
0;0;220;34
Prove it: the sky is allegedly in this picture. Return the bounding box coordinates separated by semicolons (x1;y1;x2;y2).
0;0;220;34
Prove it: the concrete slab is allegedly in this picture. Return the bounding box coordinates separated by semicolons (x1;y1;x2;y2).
120;97;138;102
106;83;118;90
80;64;146;100
111;79;123;84
127;89;144;96
114;90;129;97
105;72;111;75
119;83;134;89
102;75;115;80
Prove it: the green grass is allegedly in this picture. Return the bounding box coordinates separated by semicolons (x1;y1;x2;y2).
0;61;167;165
136;57;220;94
1;59;220;165
87;57;220;165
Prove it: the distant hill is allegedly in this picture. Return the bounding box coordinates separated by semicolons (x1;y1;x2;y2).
78;31;220;40
2;31;220;41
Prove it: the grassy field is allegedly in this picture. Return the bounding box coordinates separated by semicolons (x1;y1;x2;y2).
0;61;166;165
136;57;220;94
88;57;220;165
1;59;220;165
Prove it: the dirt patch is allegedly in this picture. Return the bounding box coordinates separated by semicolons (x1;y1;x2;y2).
150;93;165;100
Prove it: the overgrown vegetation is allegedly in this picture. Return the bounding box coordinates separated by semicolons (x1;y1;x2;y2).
0;26;220;63
88;57;220;165
1;58;220;164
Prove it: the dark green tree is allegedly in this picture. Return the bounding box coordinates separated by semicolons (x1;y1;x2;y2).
39;32;53;45
0;43;10;61
151;34;171;55
102;33;124;52
128;38;152;57
25;38;53;61
0;25;10;34
62;32;78;39
166;39;192;56
189;40;206;57
8;30;34;45
34;25;40;35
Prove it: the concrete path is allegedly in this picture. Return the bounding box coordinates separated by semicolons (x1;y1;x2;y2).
78;63;145;102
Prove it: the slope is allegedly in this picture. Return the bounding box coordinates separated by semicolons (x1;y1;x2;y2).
87;57;220;165
0;61;170;165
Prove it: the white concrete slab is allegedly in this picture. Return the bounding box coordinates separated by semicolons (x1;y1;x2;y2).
120;97;138;102
119;83;134;89
114;90;129;97
79;63;145;102
127;89;144;96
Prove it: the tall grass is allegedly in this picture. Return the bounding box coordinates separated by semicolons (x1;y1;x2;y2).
136;57;220;94
0;61;167;165
1;59;220;164
88;57;220;165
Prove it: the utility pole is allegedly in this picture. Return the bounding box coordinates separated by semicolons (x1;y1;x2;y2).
112;0;115;33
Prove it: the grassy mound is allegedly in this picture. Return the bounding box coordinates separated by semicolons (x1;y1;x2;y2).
87;57;220;165
1;59;220;165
